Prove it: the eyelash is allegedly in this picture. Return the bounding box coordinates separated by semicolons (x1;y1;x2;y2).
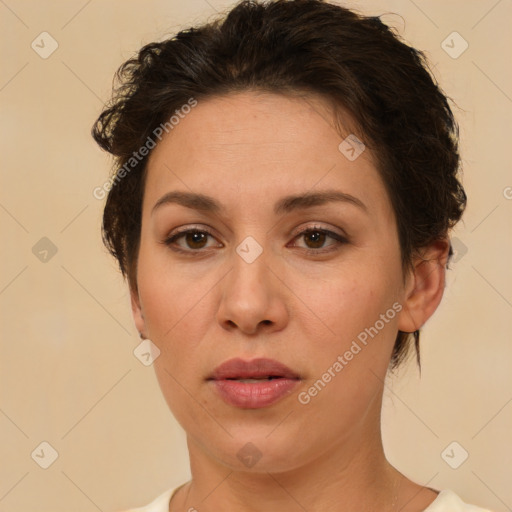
162;225;348;256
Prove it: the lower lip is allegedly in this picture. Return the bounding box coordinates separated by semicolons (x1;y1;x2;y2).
211;378;299;408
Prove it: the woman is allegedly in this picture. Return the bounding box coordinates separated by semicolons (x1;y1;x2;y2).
92;1;490;510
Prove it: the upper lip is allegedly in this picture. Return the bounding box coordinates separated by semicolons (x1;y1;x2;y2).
208;357;300;380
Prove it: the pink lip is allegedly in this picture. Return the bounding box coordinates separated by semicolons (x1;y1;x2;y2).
208;357;301;409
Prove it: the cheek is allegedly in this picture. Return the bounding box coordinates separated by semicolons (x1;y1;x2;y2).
295;263;401;347
136;262;210;423
135;242;229;385
137;242;211;338
291;262;402;414
294;279;397;427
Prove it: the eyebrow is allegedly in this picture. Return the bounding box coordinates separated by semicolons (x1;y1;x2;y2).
151;189;367;216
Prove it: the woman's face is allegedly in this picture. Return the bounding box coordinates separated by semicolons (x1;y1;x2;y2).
132;91;418;472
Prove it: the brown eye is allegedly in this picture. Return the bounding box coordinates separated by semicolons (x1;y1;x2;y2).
290;227;348;253
164;228;221;253
303;230;327;249
183;231;208;249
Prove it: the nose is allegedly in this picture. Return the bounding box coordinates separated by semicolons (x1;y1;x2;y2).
216;247;289;335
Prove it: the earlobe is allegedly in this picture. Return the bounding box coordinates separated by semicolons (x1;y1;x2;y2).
397;239;450;334
130;286;147;338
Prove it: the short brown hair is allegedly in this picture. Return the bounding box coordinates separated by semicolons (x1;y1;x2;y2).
92;0;466;369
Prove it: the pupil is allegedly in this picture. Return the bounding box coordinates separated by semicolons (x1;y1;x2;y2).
187;232;207;248
306;231;325;248
183;231;326;250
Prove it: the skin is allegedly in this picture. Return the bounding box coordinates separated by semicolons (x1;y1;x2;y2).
130;91;449;512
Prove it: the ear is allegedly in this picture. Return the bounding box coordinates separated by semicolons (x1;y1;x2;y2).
130;285;147;338
397;239;450;333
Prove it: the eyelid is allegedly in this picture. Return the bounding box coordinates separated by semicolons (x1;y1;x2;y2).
289;223;348;241
287;225;349;254
167;224;215;236
162;222;349;254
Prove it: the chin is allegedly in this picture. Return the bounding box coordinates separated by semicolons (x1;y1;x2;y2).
203;428;312;474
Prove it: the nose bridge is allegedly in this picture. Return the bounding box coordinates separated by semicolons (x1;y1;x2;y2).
227;235;270;305
216;234;288;334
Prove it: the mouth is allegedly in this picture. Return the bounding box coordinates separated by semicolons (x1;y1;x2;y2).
207;357;301;409
208;357;301;381
226;376;282;382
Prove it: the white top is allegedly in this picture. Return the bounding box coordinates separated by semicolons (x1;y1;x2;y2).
122;485;492;512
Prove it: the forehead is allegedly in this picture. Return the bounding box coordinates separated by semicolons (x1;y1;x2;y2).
143;91;391;219
148;91;363;166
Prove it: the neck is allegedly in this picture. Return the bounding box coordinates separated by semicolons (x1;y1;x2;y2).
174;424;401;512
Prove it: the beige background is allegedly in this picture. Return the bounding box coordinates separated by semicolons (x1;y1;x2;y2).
1;1;511;511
